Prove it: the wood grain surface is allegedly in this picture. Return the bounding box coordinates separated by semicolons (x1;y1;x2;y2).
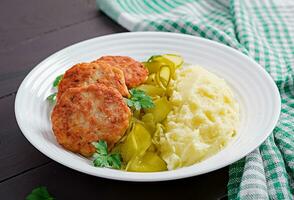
0;0;228;199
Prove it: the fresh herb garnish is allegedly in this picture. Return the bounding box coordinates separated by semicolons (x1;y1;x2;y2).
53;74;63;88
47;74;63;103
92;140;122;169
26;186;54;200
47;93;57;104
126;89;155;110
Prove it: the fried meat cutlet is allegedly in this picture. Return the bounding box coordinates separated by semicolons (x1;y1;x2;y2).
57;62;129;100
94;56;148;88
51;84;131;156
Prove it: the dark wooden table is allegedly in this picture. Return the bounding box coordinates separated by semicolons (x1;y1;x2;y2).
0;0;228;199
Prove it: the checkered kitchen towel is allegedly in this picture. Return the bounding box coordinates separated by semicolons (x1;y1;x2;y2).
97;0;294;199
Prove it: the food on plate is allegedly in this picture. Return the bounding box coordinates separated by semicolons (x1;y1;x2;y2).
48;54;239;172
57;62;129;100
92;140;122;169
125;88;155;111
46;74;63;103
94;56;148;88
51;83;131;157
158;65;239;170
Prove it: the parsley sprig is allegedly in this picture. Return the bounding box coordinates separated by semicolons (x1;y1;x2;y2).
47;74;63;104
26;186;54;200
53;74;63;88
47;93;57;103
92;141;122;169
126;89;155;110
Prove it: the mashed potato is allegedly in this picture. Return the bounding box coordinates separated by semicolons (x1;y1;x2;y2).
159;65;239;170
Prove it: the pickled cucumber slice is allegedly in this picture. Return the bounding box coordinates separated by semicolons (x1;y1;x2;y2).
162;54;184;68
126;152;167;172
136;84;165;97
145;97;171;123
120;123;151;163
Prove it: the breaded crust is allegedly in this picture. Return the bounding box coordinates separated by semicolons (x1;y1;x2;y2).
94;56;148;88
51;84;131;157
57;62;129;100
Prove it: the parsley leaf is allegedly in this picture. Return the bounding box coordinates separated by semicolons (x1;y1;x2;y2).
92;141;122;169
47;74;63;104
26;186;54;200
93;153;111;168
126;89;155;110
92;141;108;155
53;74;63;88
47;93;57;104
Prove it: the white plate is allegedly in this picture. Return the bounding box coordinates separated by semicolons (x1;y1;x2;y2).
15;32;281;181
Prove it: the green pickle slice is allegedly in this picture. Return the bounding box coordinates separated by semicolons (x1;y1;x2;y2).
126;152;167;172
116;54;184;172
120;123;151;163
145;97;171;123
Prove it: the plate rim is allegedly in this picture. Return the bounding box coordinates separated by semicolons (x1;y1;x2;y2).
15;31;281;181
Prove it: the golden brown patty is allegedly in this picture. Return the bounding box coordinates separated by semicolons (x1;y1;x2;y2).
94;56;148;88
51;84;131;157
57;62;129;100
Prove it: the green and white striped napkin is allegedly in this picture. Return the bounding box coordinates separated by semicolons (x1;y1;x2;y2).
97;0;294;199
